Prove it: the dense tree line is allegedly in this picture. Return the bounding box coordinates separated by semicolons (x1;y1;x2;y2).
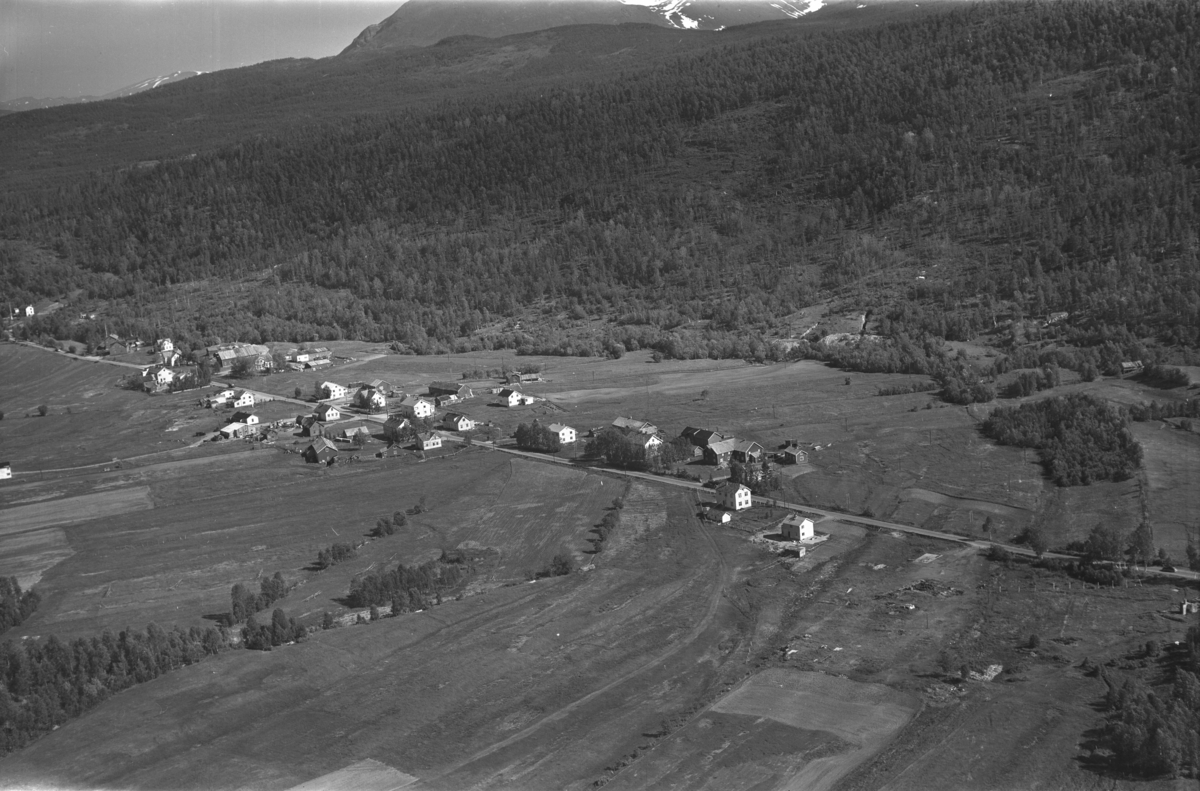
0;578;40;636
224;572;291;626
982;394;1142;485
241;609;306;651
0;624;229;755
1098;665;1200;778
314;543;358;570
585;429;650;471
345;551;471;611
1;1;1197;360
514;422;562;453
1125;398;1200;423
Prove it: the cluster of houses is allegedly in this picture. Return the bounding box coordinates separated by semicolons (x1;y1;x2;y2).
206;342;274;375
283;347;332;371
205;388;257;409
681;426;808;467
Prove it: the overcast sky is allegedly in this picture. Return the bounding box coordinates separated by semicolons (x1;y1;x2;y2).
0;0;404;102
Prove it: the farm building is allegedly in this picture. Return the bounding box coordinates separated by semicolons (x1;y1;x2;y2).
206;342;271;373
779;444;808;464
383;415;412;442
303;438;339;464
429;381;473;400
703;438;738;467
338;423;372;442
780;514;815;541
442;413;477;432
231;411;259;426
354;386;387;411
315;403;341;422
731;440;764;463
547;423;576;444
219;422;249;440
505;372;541;385
682;427;727;447
231;391;255;409
612;417;658;435
298;416;327;438
0;462;11;480
321;382;348;400
702;508;731;524
716;481;752;511
397;395;435;420
414;432;442;451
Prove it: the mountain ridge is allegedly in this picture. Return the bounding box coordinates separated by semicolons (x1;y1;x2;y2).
341;0;824;53
0;71;203;114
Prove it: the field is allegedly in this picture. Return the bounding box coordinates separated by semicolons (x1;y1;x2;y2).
0;341;1197;790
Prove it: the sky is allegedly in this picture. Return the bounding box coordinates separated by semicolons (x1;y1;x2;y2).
0;0;406;102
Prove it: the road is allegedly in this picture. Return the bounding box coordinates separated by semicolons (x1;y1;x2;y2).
446;437;1200;584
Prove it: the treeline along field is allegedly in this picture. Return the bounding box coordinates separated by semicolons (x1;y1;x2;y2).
2;0;1197;363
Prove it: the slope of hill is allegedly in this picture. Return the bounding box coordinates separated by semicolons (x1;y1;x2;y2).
1;0;1196;366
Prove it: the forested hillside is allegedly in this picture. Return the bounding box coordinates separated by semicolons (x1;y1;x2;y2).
2;0;1197;360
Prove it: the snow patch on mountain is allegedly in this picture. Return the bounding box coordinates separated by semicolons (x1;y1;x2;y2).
619;0;822;30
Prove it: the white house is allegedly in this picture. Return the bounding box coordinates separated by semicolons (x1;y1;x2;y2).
315;403;341;422
442;413;477;432
716;482;752;511
146;366;176;386
497;388;531;408
207;388;235;407
22;305;34;317
321;382;348;400
415;431;442;451
397;395;435;420
780;514;815;541
547;423;577;444
156;338;174;352
355;386;387;411
232;390;255;409
0;462;11;480
231;411;259;426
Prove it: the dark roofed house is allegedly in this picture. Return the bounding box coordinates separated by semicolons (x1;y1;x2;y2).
779;444;808;464
315;403;341;422
682;427;726;447
383;415;412;443
303;438;339;464
429;381;473;400
703;438;738;467
731;440;764;464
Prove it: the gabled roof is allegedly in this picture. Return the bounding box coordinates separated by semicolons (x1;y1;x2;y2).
715;481;749;495
220;422;247;434
430;380;469;393
498;388;521;398
733;440;763;454
416;431;439;442
384;415;411;426
612;417;657;433
780;443;806;454
315;403;340;417
684;428;726;446
707;438;738;455
321;381;343;390
231;411;257;422
307;438;338;454
399;394;432;407
547;423;573;433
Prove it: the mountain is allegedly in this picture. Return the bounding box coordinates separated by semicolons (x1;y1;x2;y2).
0;71;202;114
342;0;822;52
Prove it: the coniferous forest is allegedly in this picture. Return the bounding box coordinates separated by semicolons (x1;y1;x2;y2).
1;0;1197;363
